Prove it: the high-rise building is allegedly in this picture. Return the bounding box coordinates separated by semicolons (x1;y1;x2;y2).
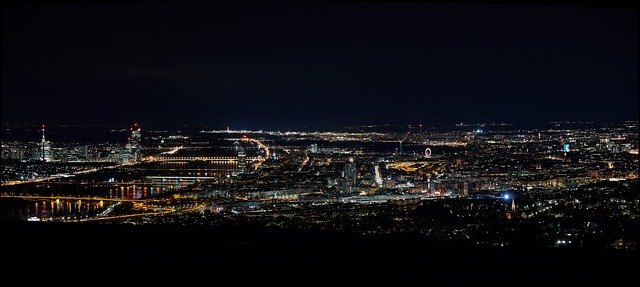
35;125;53;162
130;123;142;161
373;164;383;187
1;144;25;160
343;157;357;190
235;141;247;174
81;145;89;158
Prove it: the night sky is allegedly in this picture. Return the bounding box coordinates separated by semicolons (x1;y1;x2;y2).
2;1;637;129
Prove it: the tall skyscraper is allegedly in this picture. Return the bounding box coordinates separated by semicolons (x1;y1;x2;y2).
373;164;383;187
130;123;142;161
343;157;357;188
235;141;247;174
37;124;53;162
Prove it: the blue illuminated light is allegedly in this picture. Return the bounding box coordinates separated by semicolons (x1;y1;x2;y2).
503;194;510;200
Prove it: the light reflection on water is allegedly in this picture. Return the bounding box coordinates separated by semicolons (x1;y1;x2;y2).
109;183;185;199
1;166;235;221
6;199;108;221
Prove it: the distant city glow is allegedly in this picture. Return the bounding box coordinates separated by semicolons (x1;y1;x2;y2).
1;2;638;277
0;120;637;254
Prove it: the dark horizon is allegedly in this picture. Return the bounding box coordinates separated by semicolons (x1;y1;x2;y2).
2;1;637;130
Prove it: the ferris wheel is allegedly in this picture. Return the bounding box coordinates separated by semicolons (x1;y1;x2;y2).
425;147;432;158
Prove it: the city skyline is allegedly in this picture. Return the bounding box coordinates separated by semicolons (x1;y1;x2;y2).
2;0;638;282
2;1;637;129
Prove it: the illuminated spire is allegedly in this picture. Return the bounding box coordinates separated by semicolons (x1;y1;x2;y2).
41;124;46;143
511;197;516;211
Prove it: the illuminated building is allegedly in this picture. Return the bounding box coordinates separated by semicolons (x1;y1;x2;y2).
505;196;522;219
130;123;142;161
235;141;247;174
462;181;469;197
374;164;383;187
81;145;89;159
309;143;318;153
2;144;25;160
34;125;53;162
341;157;357;192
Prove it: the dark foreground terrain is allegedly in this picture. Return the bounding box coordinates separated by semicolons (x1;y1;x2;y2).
4;221;638;283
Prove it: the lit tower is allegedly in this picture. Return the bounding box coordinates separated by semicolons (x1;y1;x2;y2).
40;124;52;162
344;157;357;188
130;123;142;161
373;164;383;187
41;124;45;161
505;196;520;219
235;141;247;174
